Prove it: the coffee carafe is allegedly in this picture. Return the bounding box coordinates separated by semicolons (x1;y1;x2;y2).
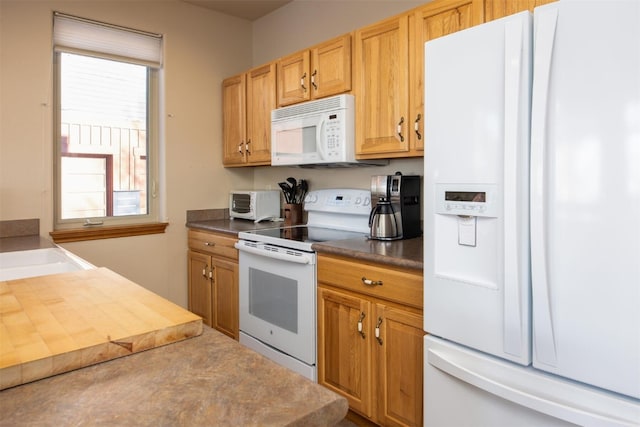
369;172;421;240
369;198;400;240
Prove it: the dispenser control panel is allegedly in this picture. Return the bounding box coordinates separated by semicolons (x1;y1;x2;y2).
435;183;499;217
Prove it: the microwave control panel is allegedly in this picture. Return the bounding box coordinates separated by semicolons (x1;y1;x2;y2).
323;112;345;157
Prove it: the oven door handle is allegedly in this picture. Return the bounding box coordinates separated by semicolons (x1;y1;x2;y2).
234;242;313;265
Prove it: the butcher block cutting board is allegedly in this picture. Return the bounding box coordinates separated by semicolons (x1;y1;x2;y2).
0;267;202;390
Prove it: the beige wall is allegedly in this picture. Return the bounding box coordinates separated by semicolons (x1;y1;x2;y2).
0;0;253;306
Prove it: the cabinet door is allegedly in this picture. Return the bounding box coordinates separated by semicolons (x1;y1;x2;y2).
375;304;425;427
411;0;483;152
222;73;247;166
318;286;373;418
311;34;352;99
246;63;276;165
484;0;555;22
355;15;410;158
211;256;239;340
187;250;212;327
277;50;310;106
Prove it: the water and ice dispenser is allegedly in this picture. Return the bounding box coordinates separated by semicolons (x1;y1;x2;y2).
433;183;500;289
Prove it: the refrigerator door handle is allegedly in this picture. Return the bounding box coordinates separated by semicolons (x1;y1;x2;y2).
502;14;530;359
427;346;640;427
530;5;559;366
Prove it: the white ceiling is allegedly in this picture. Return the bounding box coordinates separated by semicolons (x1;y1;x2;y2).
181;0;293;21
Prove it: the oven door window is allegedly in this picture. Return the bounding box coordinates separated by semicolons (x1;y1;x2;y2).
248;268;298;333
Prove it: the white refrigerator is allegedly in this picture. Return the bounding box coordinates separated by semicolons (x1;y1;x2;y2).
423;1;640;426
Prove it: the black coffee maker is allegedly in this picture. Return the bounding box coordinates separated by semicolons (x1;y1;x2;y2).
369;172;421;240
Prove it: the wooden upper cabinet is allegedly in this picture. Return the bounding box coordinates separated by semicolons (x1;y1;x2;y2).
311;35;352;99
277;34;352;107
222;74;246;166
245;63;275;165
277;50;310;106
484;0;556;21
222;62;275;167
354;15;410;158
411;0;484;152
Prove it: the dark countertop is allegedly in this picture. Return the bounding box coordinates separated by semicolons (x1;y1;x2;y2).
0;235;56;253
0;327;348;427
186;219;423;271
312;236;423;272
186;218;285;237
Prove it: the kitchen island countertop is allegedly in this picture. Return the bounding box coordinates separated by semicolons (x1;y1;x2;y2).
0;326;348;426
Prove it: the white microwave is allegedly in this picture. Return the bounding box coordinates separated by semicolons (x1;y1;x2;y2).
229;190;280;222
271;94;386;167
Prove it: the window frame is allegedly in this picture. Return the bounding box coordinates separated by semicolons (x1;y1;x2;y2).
51;15;165;241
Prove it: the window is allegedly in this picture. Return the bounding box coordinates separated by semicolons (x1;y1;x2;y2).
52;13;164;237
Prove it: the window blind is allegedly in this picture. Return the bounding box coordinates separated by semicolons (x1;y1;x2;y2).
53;12;162;68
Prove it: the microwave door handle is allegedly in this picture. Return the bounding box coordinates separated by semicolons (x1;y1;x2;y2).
316;119;327;161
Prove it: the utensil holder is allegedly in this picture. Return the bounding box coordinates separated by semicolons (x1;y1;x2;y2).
284;204;303;226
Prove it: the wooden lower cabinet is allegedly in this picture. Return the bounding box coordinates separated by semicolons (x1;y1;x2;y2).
187;229;239;340
317;254;424;426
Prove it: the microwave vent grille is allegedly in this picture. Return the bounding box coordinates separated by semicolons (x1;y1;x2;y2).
272;94;352;120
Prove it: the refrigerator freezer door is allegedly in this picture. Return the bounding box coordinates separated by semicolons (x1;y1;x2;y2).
425;336;640;427
424;12;532;365
530;1;640;399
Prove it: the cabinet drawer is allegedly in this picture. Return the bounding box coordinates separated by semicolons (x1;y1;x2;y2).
317;255;422;309
188;230;238;260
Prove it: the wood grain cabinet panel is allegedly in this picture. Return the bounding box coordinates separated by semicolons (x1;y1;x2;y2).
317;254;424;426
318;287;373;417
354;15;410;158
277;33;352;106
188;250;213;327
187;229;239;340
222;63;275;167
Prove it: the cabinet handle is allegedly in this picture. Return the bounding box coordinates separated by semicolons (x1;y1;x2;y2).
361;276;383;286
300;72;307;91
201;265;208;279
357;312;366;339
208;266;214;281
237;142;244;154
245;139;251;154
204;242;215;247
375;317;383;345
414;113;422;140
311;69;318;90
397;117;405;142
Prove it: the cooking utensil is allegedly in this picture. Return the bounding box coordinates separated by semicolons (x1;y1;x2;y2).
278;182;292;203
286;177;297;203
298;179;308;203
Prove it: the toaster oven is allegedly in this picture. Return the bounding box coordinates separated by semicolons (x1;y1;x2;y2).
229;190;280;222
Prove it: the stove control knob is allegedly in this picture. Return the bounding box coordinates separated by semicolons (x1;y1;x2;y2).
355;197;362;205
363;197;371;206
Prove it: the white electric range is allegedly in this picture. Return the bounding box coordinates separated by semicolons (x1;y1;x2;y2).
234;188;372;381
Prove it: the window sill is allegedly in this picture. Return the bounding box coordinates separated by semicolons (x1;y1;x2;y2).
50;222;169;243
